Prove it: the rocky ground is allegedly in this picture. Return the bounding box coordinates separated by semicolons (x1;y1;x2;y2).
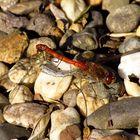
0;0;140;140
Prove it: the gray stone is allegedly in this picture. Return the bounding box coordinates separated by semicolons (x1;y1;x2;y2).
0;12;28;33
0;123;31;140
106;4;140;33
102;0;130;13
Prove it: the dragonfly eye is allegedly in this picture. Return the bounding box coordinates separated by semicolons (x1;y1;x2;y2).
103;72;116;85
36;44;47;52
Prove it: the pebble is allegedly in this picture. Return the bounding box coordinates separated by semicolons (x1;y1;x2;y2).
60;124;81;140
102;0;130;13
34;61;72;103
3;102;47;128
26;13;56;36
0;32;28;64
0;123;31;140
0;12;28;33
27;37;56;57
8;58;40;85
72;28;98;50
85;0;102;6
50;3;68;21
60;0;86;22
50;107;80;140
0;0;18;11
119;37;140;53
118;52;140;82
106;4;140;33
8;0;42;15
124;79;140;97
0;62;9;78
9;85;33;104
63;89;79;107
0;93;9;108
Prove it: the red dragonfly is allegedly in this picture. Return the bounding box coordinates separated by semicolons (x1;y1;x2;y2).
36;44;116;85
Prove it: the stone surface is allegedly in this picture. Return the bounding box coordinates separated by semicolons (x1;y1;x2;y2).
0;32;28;64
102;0;130;12
50;107;80;140
27;37;56;57
61;0;86;22
8;0;42;15
26;13;56;36
0;12;28;33
0;123;31;140
106;4;140;33
0;0;18;11
9;85;33;104
3;102;47;128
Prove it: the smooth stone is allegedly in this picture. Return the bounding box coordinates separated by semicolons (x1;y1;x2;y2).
0;123;31;140
9;85;33;104
3;103;47;128
72;28;98;50
0;32;28;64
0;12;28;33
27;37;56;57
119;37;140;53
60;0;86;22
106;4;140;33
124;79;140;97
50;107;81;140
34;60;72;103
102;0;130;13
63;89;79;107
8;0;42;15
26;13;56;36
85;0;102;5
0;62;9;78
8;58;40;85
0;0;18;11
118;52;140;82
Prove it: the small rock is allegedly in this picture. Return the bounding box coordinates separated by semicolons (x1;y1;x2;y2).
60;124;81;140
9;85;33;104
59;30;75;48
34;60;73;103
69;23;83;32
8;58;40;85
106;4;140;33
27;37;56;57
72;28;98;50
124;79;140;97
77;91;107;116
8;0;42;15
26;13;56;36
50;3;68;21
0;32;28;64
0;12;28;33
86;0;102;6
0;123;31;140
0;62;9;78
102;0;130;13
0;74;17;92
63;89;79;107
0;93;9;108
99;134;128;140
3;102;47;128
119;37;140;53
60;0;87;22
50;107;80;140
118;52;140;83
86;11;103;28
0;0;18;11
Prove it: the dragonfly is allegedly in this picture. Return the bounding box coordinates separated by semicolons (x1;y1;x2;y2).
36;44;117;85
